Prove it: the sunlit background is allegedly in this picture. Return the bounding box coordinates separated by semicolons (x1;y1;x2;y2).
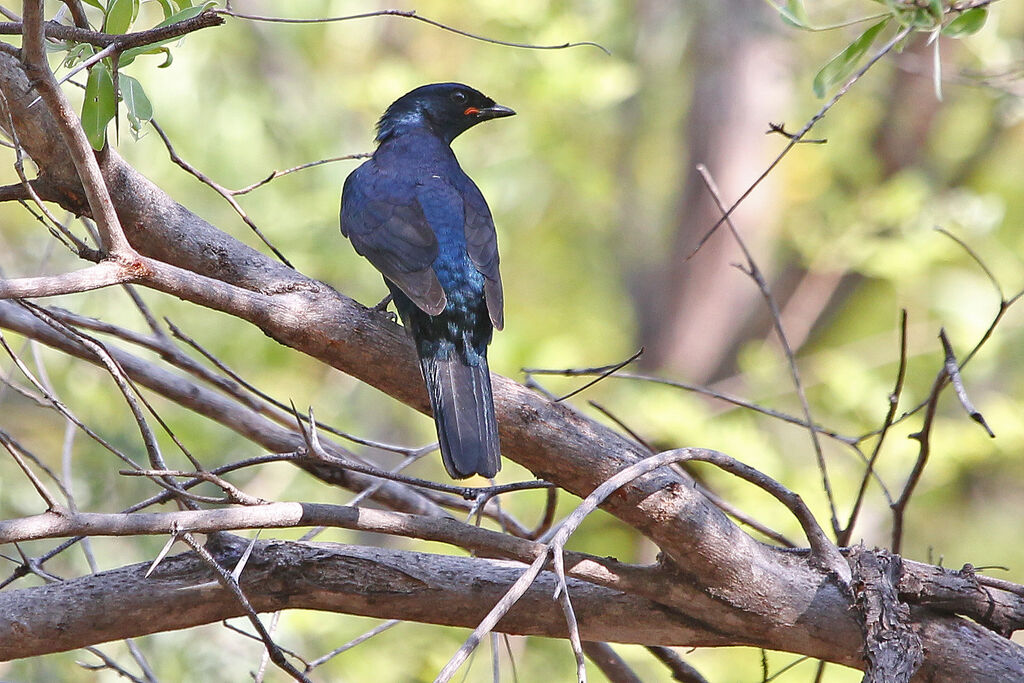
1;0;1023;680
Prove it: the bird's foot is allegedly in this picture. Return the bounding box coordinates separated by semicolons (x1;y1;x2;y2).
372;294;397;323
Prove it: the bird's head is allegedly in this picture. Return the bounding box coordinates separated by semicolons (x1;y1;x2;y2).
375;83;515;144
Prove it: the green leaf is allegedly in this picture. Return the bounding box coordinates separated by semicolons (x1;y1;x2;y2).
81;0;104;8
155;0;175;19
927;0;943;22
104;0;134;34
119;75;153;136
173;0;193;8
120;4;211;64
943;8;988;37
812;19;888;98
62;43;95;69
82;64;116;150
777;0;811;29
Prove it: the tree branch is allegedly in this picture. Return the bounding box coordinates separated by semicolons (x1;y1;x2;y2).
0;9;223;50
0;48;1022;680
0;538;716;660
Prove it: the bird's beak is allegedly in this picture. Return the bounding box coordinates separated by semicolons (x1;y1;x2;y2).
476;104;516;120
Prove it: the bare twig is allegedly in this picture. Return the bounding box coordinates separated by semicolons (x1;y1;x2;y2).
150;119;293;267
438;448;849;681
765;122;826;144
299;405;554;501
840;310;908;546
0;429;62;509
696;164;840;538
229;154;372;196
939;328;994;437
0;9;223;49
550;348;643;402
0;87;92;255
587;400;655;452
179;533;311;683
581;642;642;683
646;646;709;683
685;26;913;260
166;319;429;455
304;620;401;672
891;367;944;553
19;303;193;505
0;260;137;298
79;647;147;683
218;9;610;54
527;368;858;446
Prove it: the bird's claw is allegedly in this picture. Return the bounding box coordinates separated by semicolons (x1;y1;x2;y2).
372;294;398;323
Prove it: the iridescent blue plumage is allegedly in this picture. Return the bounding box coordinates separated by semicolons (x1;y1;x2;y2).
340;84;514;478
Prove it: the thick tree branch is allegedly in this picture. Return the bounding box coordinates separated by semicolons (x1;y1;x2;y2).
0;49;1022;680
0;538;716;660
0;9;223;49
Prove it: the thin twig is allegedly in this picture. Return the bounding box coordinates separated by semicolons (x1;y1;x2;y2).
581;642;642;683
79;647;147;683
20;0;134;256
0;430;62;509
587;401;655;452
229;154;373;196
304;620;401;672
527;368;858;446
646;646;709;683
218;9;610;54
765;122;826;144
0;88;92;255
438;448;848;681
150;119;293;267
685;25;913;260
696;164;840;537
166;319;428;455
179;533;311;683
840;310;908;546
298;405;553;500
553;348;643;402
939;328;994;437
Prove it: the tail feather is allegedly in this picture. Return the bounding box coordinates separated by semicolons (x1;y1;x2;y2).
420;354;501;479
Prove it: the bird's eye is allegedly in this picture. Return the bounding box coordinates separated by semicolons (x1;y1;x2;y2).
451;91;467;104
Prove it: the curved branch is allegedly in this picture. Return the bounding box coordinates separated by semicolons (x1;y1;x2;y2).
0;49;1022;681
0;538;718;660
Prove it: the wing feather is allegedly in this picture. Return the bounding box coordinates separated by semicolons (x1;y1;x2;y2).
341;165;446;315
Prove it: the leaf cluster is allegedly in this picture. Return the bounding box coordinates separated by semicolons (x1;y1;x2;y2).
57;0;213;148
769;0;989;97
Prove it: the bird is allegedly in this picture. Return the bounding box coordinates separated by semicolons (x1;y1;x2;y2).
340;83;515;479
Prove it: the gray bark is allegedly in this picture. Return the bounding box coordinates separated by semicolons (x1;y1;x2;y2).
1;49;1022;680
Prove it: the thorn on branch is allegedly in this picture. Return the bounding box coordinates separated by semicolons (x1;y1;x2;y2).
766;121;827;144
939;328;995;437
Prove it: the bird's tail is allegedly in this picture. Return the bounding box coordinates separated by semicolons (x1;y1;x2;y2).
420;353;501;479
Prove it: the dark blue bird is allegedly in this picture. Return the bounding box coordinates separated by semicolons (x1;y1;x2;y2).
340;83;515;479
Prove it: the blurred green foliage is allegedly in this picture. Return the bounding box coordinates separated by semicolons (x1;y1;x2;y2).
1;0;1023;680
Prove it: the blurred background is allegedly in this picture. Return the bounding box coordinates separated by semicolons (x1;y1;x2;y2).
1;0;1023;680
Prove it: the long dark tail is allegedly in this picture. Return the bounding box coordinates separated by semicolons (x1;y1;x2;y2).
420;353;501;479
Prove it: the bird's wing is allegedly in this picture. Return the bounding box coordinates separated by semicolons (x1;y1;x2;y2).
415;175;503;330
460;180;504;331
341;167;447;315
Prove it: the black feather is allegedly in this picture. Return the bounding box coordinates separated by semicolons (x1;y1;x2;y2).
340;83;513;479
421;354;500;478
